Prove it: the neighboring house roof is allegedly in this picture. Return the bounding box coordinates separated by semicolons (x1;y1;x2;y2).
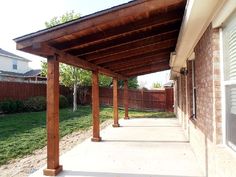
24;69;41;77
0;48;30;62
0;69;42;78
0;70;24;77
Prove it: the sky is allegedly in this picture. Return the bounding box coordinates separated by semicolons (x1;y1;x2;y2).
0;0;170;89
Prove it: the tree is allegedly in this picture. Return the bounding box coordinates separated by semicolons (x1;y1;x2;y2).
152;82;162;88
44;11;82;111
99;75;112;87
60;64;91;109
43;11;127;111
118;77;139;89
45;11;80;28
127;77;139;89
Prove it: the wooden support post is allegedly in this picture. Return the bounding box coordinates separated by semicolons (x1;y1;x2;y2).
113;77;120;127
124;79;129;119
91;70;102;142
43;56;62;176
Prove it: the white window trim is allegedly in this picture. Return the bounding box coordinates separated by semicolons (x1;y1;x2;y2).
192;60;196;118
219;28;226;145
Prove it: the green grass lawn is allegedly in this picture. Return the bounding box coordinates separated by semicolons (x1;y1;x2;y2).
0;106;175;166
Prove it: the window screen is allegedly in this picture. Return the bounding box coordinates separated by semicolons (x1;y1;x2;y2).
223;10;236;151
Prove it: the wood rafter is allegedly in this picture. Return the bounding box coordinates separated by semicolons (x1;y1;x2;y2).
113;57;169;72
126;64;170;77
70;21;181;57
93;39;176;65
102;47;173;68
121;62;169;74
53;10;183;51
84;30;178;61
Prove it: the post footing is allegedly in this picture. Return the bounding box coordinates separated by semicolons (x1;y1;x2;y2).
91;137;102;142
43;165;63;176
112;123;120;127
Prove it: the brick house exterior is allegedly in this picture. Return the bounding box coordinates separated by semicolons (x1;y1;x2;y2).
171;2;236;176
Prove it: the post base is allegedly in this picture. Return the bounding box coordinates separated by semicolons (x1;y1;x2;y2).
91;137;102;142
124;117;129;120
43;165;63;176
112;123;120;127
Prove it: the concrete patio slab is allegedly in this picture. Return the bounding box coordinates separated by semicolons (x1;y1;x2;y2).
30;118;204;177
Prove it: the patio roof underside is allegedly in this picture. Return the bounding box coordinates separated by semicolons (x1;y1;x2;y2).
15;0;186;79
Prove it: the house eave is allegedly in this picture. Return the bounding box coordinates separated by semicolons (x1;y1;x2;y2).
0;53;31;62
170;0;227;80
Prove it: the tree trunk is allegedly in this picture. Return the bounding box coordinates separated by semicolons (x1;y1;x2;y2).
73;83;77;112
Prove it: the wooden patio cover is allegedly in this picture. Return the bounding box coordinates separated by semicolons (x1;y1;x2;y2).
14;0;186;176
15;0;185;79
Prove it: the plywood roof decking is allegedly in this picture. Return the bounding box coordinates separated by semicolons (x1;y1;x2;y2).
14;0;186;79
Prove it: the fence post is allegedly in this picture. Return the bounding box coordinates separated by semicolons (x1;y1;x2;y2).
165;87;174;112
141;89;144;111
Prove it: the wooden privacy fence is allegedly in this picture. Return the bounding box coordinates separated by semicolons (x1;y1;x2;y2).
0;81;70;101
0;81;173;112
97;87;173;112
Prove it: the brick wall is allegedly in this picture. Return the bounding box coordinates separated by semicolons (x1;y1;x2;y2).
194;25;216;141
175;24;227;176
175;23;236;177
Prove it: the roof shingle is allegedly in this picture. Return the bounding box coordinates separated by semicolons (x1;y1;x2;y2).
0;48;30;62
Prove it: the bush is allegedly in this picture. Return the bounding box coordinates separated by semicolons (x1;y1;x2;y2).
8;100;17;113
0;100;18;113
59;95;69;108
0;100;10;113
24;96;46;112
0;95;68;114
15;100;24;112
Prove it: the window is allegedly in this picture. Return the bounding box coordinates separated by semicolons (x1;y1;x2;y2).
223;10;236;151
12;59;17;70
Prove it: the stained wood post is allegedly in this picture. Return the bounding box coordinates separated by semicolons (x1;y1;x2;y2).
43;55;62;176
113;77;120;127
91;70;101;142
124;79;129;119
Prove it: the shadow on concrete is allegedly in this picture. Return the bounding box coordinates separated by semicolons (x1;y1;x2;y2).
58;170;203;177
102;140;189;143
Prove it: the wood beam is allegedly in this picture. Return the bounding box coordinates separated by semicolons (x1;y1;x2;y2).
126;64;170;77
112;77;120;127
34;45;126;80
43;56;62;176
68;20;181;56
93;39;176;65
91;70;102;142
112;55;169;72
124;80;129;120
85;30;178;61
102;47;173;68
124;62;170;74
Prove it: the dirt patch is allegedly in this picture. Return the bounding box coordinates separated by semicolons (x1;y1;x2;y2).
0;119;112;177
